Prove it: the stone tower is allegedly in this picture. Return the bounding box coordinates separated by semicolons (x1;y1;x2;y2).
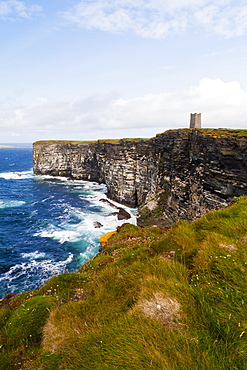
190;113;201;128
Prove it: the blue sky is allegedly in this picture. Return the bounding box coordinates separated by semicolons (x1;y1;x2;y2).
1;0;247;142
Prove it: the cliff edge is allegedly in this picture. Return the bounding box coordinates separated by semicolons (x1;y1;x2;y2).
33;129;247;227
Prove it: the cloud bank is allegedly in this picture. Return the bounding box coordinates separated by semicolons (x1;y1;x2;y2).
0;0;41;20
61;0;247;39
1;78;247;142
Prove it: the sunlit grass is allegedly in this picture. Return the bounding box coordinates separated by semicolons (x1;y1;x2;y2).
33;138;148;146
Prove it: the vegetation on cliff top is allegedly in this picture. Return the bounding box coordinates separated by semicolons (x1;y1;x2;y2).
197;128;247;137
1;196;247;369
34;129;247;147
34;138;148;145
156;128;247;139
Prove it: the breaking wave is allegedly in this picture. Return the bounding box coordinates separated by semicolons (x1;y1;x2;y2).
0;254;74;293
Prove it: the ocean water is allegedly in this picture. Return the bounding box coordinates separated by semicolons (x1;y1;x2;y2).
0;147;136;299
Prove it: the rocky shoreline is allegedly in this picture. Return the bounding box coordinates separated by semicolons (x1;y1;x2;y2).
33;129;247;227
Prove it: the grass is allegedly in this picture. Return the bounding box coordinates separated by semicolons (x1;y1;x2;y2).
33;140;98;145
1;197;247;369
197;128;247;137
157;128;247;138
33;138;148;146
34;129;247;146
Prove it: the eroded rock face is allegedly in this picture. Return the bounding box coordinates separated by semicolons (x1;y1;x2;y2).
33;142;101;181
143;129;247;227
33;130;247;227
33;139;158;208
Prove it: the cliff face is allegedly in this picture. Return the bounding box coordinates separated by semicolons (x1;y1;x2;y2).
143;129;247;226
33;139;158;207
33;130;247;226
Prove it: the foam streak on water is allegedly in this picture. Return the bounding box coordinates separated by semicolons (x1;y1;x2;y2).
0;148;136;298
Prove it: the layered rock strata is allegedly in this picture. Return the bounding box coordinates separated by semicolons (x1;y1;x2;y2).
33;139;157;208
33;130;247;227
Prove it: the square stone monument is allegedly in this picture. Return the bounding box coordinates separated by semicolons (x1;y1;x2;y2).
190;113;201;128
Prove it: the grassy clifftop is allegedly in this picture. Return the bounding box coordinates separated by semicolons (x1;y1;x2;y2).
34;138;148;145
34;129;247;146
1;196;247;369
164;128;247;137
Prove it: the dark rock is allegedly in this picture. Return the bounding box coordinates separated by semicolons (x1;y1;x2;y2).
93;221;103;228
99;198;118;209
117;207;131;220
101;199;131;220
108;212;119;217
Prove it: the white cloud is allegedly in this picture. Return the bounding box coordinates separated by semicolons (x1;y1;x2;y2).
61;0;247;39
0;78;247;142
195;4;247;38
0;0;41;20
61;0;188;38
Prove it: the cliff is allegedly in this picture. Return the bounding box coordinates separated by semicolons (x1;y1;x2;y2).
33;129;247;227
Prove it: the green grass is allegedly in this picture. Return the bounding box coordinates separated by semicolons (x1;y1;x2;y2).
1;296;57;348
33;140;98;145
197;128;247;137
2;197;247;369
33;129;247;149
33;138;148;146
157;128;247;138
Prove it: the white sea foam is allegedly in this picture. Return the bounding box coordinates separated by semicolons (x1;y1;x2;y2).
21;251;46;260
37;174;72;183
0;200;26;209
87;193;137;230
37;175;107;192
34;201;136;246
41;196;55;203
33;178;136;247
35;227;81;244
0;170;33;180
0;253;73;285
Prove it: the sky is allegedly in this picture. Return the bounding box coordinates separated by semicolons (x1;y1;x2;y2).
1;0;247;143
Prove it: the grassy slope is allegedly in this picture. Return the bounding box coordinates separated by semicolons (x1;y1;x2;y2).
1;197;247;369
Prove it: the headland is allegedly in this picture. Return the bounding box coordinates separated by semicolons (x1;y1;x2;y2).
33;128;247;227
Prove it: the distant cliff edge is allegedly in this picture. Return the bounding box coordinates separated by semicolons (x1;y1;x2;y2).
33;129;247;227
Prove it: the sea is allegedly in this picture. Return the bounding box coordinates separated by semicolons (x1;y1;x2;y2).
0;145;136;299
